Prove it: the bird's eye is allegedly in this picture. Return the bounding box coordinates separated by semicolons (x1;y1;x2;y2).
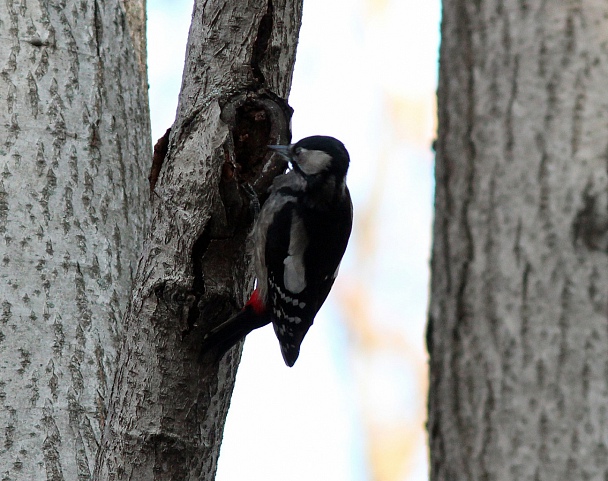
294;147;302;155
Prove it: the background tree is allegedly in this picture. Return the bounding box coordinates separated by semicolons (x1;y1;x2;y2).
0;0;301;480
428;1;608;479
0;1;149;479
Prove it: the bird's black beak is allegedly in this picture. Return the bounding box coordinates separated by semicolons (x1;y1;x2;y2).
268;144;293;161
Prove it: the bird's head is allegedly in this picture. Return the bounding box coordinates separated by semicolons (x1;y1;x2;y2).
269;135;350;180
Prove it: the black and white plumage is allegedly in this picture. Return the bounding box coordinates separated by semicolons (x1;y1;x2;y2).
201;135;353;367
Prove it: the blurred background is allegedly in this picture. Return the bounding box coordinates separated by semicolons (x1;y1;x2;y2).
147;0;439;480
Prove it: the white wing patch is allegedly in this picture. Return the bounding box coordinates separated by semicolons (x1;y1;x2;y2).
252;191;297;304
283;211;308;294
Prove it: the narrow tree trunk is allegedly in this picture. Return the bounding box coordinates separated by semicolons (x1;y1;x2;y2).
429;2;608;479
0;1;149;479
94;1;302;479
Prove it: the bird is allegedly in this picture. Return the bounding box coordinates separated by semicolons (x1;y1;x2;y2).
201;135;353;366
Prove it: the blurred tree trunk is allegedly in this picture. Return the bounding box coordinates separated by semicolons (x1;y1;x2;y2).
429;1;608;479
0;1;149;479
94;1;301;480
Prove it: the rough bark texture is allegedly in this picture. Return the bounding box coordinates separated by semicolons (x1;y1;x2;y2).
94;1;302;480
122;0;147;79
0;1;149;480
429;2;608;480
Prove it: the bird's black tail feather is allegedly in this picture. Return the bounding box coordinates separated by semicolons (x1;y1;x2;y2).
199;304;271;363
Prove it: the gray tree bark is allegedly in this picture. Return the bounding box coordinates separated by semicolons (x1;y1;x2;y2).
0;1;149;480
94;1;302;480
429;1;608;480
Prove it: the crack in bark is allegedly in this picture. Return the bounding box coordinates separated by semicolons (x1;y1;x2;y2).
572;175;608;253
520;261;532;366
251;0;274;85
505;55;519;163
186;226;213;334
93;1;103;60
149;128;171;195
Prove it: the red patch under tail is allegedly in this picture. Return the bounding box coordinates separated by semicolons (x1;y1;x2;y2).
245;288;266;315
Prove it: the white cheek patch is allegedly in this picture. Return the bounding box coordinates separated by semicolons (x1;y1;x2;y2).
283;211;308;294
297;150;332;175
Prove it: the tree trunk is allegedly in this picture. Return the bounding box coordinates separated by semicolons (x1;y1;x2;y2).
94;1;302;480
429;1;608;479
0;1;149;479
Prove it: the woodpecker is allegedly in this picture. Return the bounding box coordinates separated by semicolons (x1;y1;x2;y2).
202;135;353;366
